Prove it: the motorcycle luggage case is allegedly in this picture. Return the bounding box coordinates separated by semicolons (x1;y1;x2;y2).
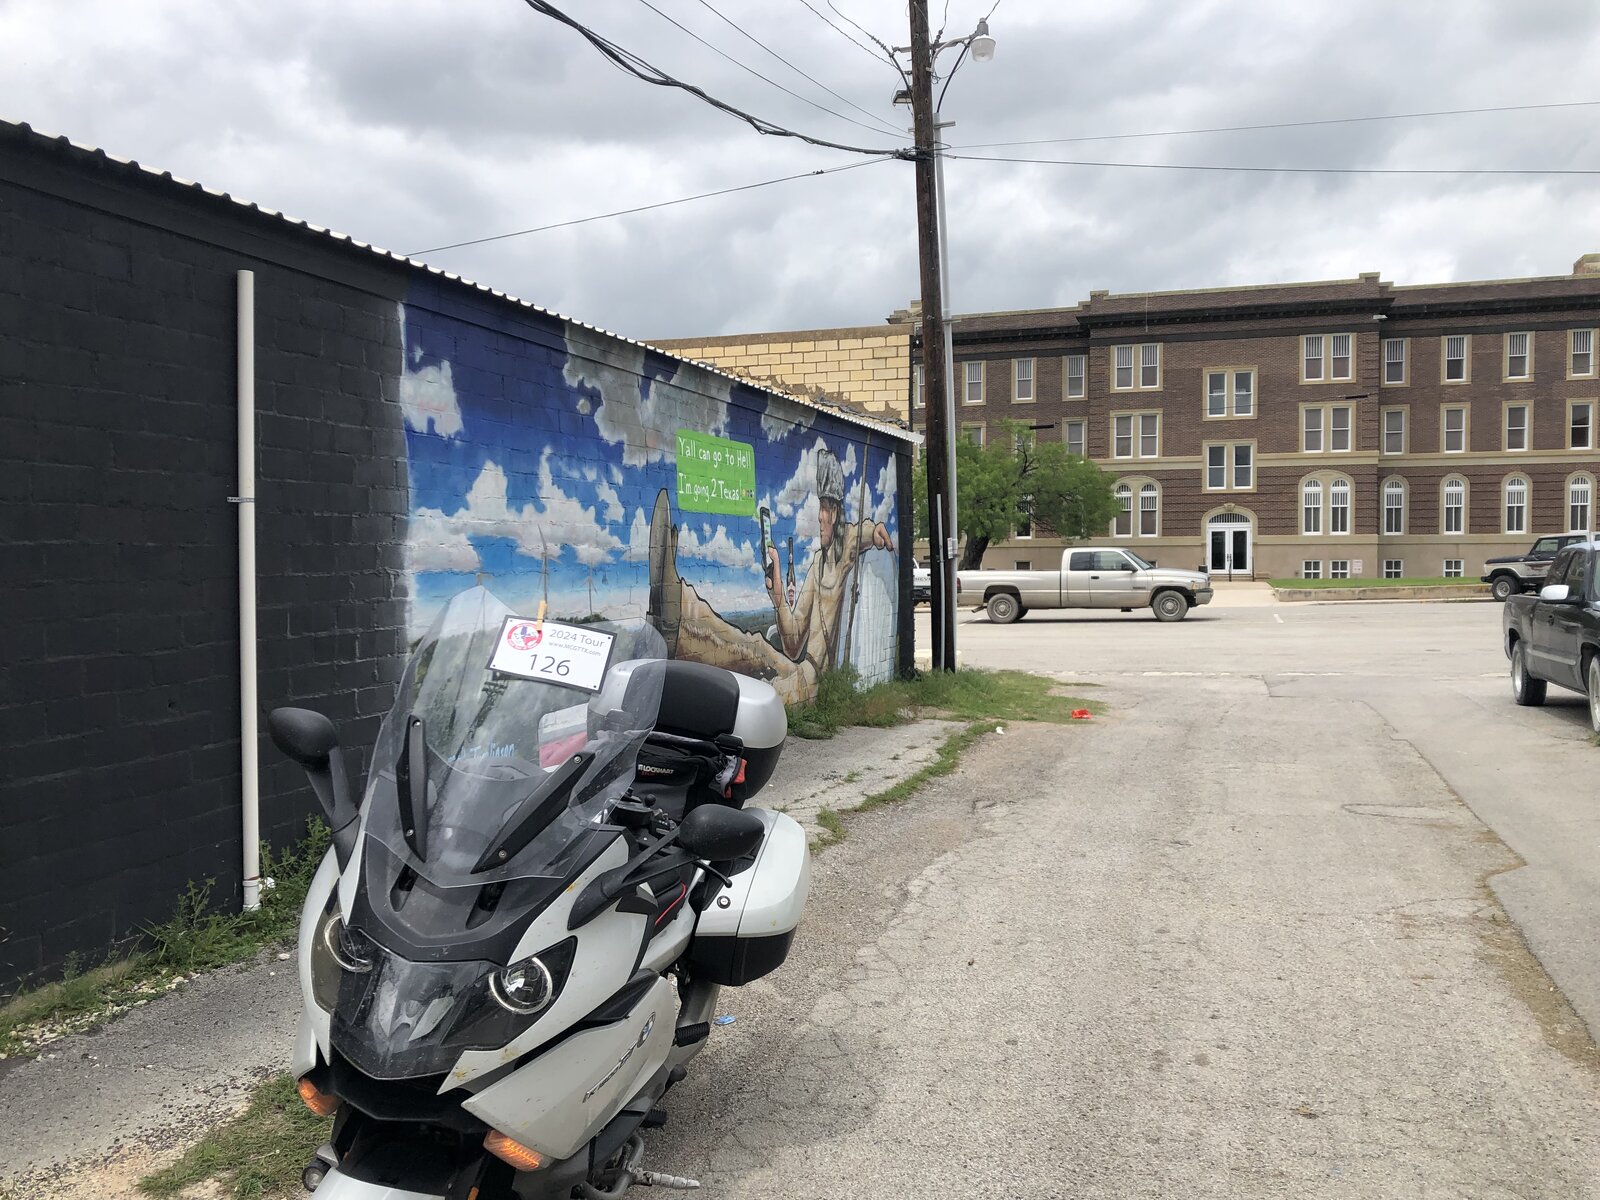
688;807;809;986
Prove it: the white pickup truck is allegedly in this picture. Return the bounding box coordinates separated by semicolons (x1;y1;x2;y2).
959;547;1214;623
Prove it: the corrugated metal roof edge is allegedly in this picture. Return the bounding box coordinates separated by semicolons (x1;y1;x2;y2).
1;118;916;443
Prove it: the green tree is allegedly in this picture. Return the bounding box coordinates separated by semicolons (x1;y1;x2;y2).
913;422;1119;569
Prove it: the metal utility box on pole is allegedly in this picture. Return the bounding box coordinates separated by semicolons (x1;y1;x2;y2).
908;0;957;671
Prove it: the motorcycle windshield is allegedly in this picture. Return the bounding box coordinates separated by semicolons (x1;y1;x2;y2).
362;587;667;892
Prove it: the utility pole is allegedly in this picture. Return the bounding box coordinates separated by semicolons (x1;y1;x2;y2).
908;0;956;671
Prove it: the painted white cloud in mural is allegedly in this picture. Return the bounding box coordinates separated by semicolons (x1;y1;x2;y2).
775;436;863;526
623;507;652;564
872;455;897;525
678;524;761;574
595;478;624;525
407;454;624;574
563;328;731;467
760;401;816;444
397;304;464;439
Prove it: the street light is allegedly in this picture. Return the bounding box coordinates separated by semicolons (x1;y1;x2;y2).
895;5;995;672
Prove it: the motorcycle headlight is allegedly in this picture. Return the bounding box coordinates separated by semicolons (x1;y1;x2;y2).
490;955;556;1015
311;907;372;1012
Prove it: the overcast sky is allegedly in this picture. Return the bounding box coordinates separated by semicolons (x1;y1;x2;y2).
4;1;1598;340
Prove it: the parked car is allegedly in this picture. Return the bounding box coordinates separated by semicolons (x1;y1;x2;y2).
911;566;960;606
1482;533;1591;601
958;548;1213;623
1503;539;1600;732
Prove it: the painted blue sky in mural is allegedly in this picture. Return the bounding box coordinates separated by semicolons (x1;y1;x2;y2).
398;299;902;636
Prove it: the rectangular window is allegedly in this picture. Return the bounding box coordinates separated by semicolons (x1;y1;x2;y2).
963;361;984;405
1384;482;1405;534
1303;335;1324;381
1444;335;1468;382
1232;443;1252;489
1114;345;1134;390
1443;558;1464;579
1303;484;1323;535
962;423;985;446
1065;419;1085;458
1384;338;1407;385
1114;414;1133;458
1382;408;1406;454
1016;496;1032;539
1234;370;1254;416
1014;561;1031;570
1330;480;1350;534
1505;478;1528;535
1331;334;1352;380
1139;413;1159;458
1114;489;1132;536
1505;332;1531;380
1384;559;1403;579
1443;406;1467;452
1301;560;1322;580
1571;478;1592;534
1572;329;1596;378
1139;486;1158;536
1207;371;1227;417
1013;358;1035;402
1303;407;1324;452
1330;560;1351;580
1572;401;1594;450
1066;354;1086;397
1505;404;1528;451
1206;444;1226;490
913;363;924;408
1330;406;1352;452
1140;343;1161;389
1206;369;1255;417
1443;481;1464;534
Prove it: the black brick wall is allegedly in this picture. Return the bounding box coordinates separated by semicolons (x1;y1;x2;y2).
0;133;411;989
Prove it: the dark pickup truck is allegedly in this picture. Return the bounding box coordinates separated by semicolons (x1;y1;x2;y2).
1504;539;1600;732
1482;533;1590;601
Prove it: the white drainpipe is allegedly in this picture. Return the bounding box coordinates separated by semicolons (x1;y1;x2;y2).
235;270;260;912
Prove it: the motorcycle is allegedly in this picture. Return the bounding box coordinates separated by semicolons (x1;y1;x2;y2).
268;587;808;1199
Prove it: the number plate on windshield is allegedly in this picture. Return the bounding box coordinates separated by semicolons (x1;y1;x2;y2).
488;617;616;693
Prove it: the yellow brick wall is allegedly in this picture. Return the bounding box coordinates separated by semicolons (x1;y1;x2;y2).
651;325;912;421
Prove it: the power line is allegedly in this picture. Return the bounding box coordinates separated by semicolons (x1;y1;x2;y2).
404;159;890;257
633;0;906;142
794;0;906;88
521;0;907;158
692;0;909;139
953;100;1600;151
947;152;1600;176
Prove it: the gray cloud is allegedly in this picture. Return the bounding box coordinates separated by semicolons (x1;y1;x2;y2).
3;0;1597;341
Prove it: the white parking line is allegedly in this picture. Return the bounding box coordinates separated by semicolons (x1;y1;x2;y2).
1273;613;1284;624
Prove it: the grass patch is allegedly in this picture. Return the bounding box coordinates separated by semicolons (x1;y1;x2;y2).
1270;576;1481;590
856;721;1003;814
813;806;846;849
0;820;329;1059
138;1071;329;1199
787;666;1102;739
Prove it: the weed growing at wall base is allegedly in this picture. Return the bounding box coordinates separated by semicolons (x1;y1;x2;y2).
787;665;1103;739
0;820;330;1059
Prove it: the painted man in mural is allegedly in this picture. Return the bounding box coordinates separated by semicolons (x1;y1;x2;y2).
649;446;894;705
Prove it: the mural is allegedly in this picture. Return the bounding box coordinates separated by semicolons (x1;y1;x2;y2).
397;292;907;703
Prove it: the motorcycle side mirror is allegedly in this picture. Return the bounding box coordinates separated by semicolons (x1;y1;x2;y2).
268;707;360;869
678;804;765;863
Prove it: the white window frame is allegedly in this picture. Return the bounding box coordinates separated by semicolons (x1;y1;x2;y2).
1383;559;1403;579
1383;337;1408;385
1302;479;1324;535
1113;483;1133;537
962;422;985;447
1301;560;1323;580
1382;407;1406;455
1303;406;1324;452
1066;354;1086;398
1113;414;1134;459
1442;405;1468;453
1233;443;1253;490
1329;560;1351;580
913;363;924;408
1303;335;1324;382
1138;483;1159;537
1205;368;1256;418
1569;473;1593;534
1570;400;1594;451
1013;358;1035;403
1064;419;1085;458
963;361;985;405
1139;412;1160;458
1205;444;1226;491
1383;479;1406;535
1302;333;1354;382
1504;475;1529;536
1504;332;1532;381
1331;333;1352;381
1329;477;1351;535
1442;477;1466;535
1443;334;1470;383
1203;442;1253;491
1112;343;1161;391
1504;403;1529;452
1571;328;1596;379
1443;558;1464;579
1330;405;1352;453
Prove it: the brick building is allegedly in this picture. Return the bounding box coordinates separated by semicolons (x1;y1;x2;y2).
912;258;1600;580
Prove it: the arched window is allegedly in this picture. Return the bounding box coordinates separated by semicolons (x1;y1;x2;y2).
1302;479;1323;535
1442;476;1466;534
1139;483;1159;536
1114;484;1132;537
1329;477;1351;534
1504;475;1529;535
1383;479;1406;534
1570;474;1593;533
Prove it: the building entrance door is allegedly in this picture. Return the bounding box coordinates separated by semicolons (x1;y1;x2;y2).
1207;514;1252;579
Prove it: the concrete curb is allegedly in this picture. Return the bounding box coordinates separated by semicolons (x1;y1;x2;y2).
1273;584;1492;602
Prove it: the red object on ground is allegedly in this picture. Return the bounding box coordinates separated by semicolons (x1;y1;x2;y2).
1070;709;1093;720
